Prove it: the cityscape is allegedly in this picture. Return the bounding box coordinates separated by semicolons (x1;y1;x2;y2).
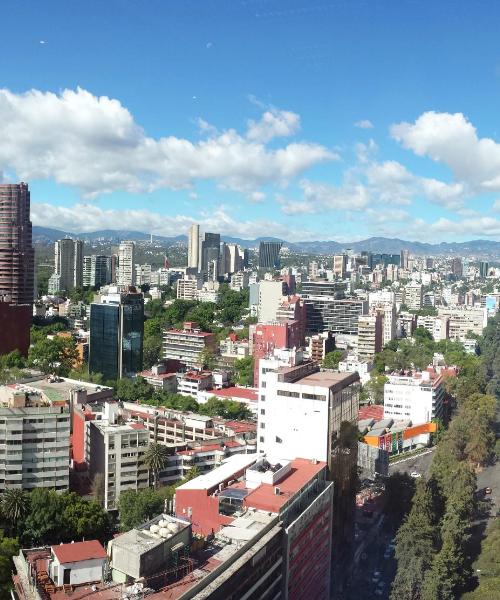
1;2;500;600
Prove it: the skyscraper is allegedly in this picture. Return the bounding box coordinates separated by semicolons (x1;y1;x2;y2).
201;232;220;274
117;241;135;287
89;287;144;380
52;238;84;292
188;224;200;269
0;182;35;304
83;255;112;288
258;240;282;270
400;249;410;270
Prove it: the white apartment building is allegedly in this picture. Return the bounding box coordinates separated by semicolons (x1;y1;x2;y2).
163;322;216;369
87;404;150;510
405;283;423;310
383;370;445;424
257;280;286;322
117;241;135;287
0;385;70;491
177;276;202;300
230;271;250;291
257;358;360;470
338;355;373;385
188;224;200;269
135;263;152;287
416;315;449;342
437;306;487;341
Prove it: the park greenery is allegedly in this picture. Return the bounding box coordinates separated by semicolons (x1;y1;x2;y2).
322;350;344;370
389;312;500;600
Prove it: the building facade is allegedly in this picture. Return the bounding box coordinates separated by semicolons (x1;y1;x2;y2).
117;241;135;287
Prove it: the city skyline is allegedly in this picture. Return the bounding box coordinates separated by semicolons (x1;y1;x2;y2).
3;1;500;242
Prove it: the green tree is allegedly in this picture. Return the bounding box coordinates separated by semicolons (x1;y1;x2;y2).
118;488;164;531
233;356;254;386
322;350;344;370
1;489;29;535
144;443;170;488
22;489;64;545
116;377;154;403
28;336;78;375
61;494;112;542
0;532;19;597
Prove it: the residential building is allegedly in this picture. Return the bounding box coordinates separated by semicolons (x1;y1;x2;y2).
137;363;178;392
258;240;282;270
188;223;200;269
398;311;417;338
371;302;397;346
52;238;83;293
177;370;213;398
87;405;149;510
416;315;450;341
357;313;383;360
176;275;202;300
0;384;70;491
83;255;111;288
400;249;410;270
257;358;360;471
308;331;336;364
301;280;348;297
117;241;135;287
89;287;144;380
405;283;423;310
383;368;446;424
338;355;373;385
0;182;35;305
135;263;152;287
451;257;463;278
437;306;486;340
230;270;250;291
257;280;286;322
163;321;216;369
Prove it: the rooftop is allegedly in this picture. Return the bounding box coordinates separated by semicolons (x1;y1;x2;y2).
177;453;258;491
51;540;106;564
206;386;258;402
297;369;360;390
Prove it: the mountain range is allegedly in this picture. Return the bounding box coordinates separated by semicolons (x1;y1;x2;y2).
31;226;500;257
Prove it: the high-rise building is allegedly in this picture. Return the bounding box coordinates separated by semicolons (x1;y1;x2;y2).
187;224;200;269
89;287;144;380
83;255;111;288
405;283;423;310
52;238;83;292
479;261;489;278
117;241;135;287
357;313;383;361
333;254;348;278
304;297;368;334
199;232;220;275
0;183;35;304
0;300;31;356
258;240;282;270
451;257;463;278
400;249;410;270
163;321;216;369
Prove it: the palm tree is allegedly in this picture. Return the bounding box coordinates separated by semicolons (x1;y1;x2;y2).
1;489;29;534
143;443;169;489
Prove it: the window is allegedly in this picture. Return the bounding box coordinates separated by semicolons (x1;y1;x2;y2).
277;390;300;398
275;436;282;443
260;395;266;401
260;422;265;429
302;393;326;401
259;436;265;443
260;409;265;415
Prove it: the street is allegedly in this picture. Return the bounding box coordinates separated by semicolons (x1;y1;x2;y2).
388;449;435;479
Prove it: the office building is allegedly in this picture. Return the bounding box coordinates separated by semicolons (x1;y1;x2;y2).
117;241;135;287
357;313;383;360
257;357;360;471
188;223;200;269
333;254;348;278
304;297;368;334
400;249;410;270
451;257;463;278
89;287;144;380
201;232;220;274
258;240;282;270
163;321;216;369
479;261;489;278
301;280;347;297
0;183;35;305
384;368;445;424
0;385;70;491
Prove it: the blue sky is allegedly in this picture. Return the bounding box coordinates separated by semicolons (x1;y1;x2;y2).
2;0;500;241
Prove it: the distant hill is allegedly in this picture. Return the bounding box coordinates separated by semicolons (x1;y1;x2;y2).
31;226;500;257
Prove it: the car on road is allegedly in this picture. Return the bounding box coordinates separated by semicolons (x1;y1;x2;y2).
485;487;492;494
410;471;422;478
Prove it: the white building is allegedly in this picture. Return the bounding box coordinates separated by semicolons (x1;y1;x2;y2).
416;315;449;341
257;357;359;470
50;540;107;587
188;224;200;269
87;404;150;510
117;241;135;287
437;306;486;341
338;355;373;385
135;263;152;287
177;276;202;300
383;370;445;424
405;283;423;310
257;280;286;322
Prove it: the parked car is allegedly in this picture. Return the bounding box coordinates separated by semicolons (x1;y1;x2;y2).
410;471;422;478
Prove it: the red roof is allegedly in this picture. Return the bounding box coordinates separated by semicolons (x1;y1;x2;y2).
177;440;243;455
129;422;146;430
358;405;384;421
51;540;106;564
207;387;258;402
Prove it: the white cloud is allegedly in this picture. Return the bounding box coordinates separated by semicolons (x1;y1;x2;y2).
391;111;500;192
246;108;301;143
354;119;374;129
31;202;317;241
0;87;334;197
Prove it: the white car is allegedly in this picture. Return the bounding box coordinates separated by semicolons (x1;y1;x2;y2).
410;471;422;478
